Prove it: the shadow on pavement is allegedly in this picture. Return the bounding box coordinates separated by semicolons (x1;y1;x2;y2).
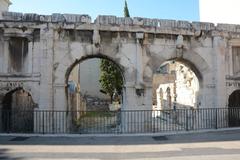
0;149;23;160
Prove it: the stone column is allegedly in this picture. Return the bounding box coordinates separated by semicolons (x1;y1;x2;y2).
213;35;227;108
209;35;228;128
27;41;33;74
135;32;144;86
119;32;153;133
0;34;3;73
35;25;55;133
2;37;9;73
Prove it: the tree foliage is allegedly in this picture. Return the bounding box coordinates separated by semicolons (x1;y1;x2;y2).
124;0;130;17
99;0;130;102
99;59;123;102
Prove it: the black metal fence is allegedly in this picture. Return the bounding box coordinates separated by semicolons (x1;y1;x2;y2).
0;108;240;134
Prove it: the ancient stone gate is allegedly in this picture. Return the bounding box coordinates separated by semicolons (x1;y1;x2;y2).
0;12;240;132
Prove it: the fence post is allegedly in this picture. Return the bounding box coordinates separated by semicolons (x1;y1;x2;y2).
215;108;218;129
186;109;189;131
42;111;45;134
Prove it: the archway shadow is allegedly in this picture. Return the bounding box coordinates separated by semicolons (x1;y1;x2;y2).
1;88;35;133
228;90;240;127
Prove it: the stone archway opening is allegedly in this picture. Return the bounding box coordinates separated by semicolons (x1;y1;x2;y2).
1;88;35;133
228;90;240;127
152;60;201;110
65;55;125;133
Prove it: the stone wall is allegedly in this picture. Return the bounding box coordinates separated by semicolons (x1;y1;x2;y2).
0;12;240;132
0;12;239;109
79;58;109;100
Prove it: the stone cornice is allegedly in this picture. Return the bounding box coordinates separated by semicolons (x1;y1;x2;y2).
1;12;240;36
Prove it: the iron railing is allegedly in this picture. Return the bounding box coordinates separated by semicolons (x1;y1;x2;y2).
0;108;240;134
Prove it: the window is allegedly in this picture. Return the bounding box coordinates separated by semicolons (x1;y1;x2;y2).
232;47;240;76
8;37;28;73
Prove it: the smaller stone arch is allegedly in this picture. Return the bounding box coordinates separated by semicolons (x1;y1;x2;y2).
228;89;240;108
1;88;36;133
153;58;204;88
2;87;36;110
228;89;240;127
152;59;201;110
149;48;210;89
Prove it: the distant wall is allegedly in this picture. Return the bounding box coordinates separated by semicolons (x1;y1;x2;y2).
79;58;109;100
0;0;11;16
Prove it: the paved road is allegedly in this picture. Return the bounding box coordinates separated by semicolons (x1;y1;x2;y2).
0;130;240;160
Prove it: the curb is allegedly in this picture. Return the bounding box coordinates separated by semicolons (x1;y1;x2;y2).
0;127;240;138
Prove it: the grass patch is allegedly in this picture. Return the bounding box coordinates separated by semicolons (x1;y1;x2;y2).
74;111;117;128
82;111;113;118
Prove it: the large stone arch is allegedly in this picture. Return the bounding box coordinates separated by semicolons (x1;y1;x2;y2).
148;48;210;87
146;47;211;108
64;54;126;110
53;45;134;111
64;54;126;86
53;41;134;86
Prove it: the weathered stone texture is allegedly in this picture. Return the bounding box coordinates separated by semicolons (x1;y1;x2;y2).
0;12;240;132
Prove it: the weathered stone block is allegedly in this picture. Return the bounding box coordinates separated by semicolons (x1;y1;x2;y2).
235;25;240;32
192;22;215;31
63;14;78;23
79;15;91;24
158;19;177;28
217;24;236;32
95;15;116;25
63;14;91;24
143;18;158;27
51;13;65;23
133;17;144;26
39;15;52;22
116;17;133;25
177;20;191;29
2;12;23;21
23;13;40;22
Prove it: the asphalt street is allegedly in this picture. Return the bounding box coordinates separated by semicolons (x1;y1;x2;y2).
0;130;240;160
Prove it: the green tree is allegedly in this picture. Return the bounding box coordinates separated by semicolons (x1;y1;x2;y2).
99;59;123;102
124;0;130;17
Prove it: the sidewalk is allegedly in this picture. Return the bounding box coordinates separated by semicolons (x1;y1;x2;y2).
0;129;240;160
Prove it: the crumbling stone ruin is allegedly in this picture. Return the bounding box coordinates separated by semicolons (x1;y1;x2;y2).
0;0;240;132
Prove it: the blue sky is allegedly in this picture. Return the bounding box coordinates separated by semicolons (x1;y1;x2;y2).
10;0;199;21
